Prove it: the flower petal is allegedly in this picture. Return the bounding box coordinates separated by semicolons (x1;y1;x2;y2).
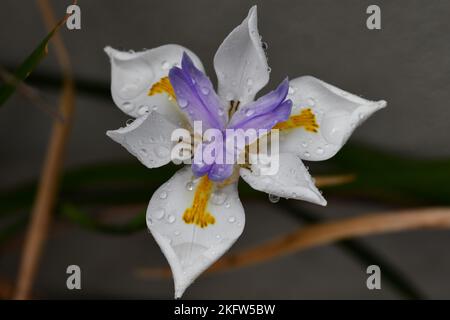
146;167;245;298
278;76;387;161
106;111;178;168
228;78;292;132
240;153;326;206
213;5;269;106
105;44;203;125
169;53;227;130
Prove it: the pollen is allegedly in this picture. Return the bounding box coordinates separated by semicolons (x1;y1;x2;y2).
273;108;319;133
148;76;176;100
183;176;216;228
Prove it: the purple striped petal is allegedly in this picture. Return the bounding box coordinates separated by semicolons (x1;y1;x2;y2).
228;78;292;132
169;53;226;130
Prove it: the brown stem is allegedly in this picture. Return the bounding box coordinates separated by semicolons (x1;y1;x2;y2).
13;0;74;300
136;207;450;279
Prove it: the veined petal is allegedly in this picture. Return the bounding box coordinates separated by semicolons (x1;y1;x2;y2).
240;153;326;206
278;76;387;161
105;44;203;125
147;167;245;298
169;53;227;130
214;5;269;106
228;78;292;132
106;111;178;168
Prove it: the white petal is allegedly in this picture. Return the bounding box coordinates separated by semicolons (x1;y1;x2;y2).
106;111;178;169
105;44;203;124
240;153;326;206
213;5;269;106
146;167;245;298
280;76;387;161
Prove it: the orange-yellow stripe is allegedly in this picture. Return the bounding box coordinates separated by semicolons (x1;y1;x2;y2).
183;176;215;228
274;108;319;133
148;76;176;100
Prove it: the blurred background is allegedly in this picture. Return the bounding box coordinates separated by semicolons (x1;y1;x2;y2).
0;0;450;299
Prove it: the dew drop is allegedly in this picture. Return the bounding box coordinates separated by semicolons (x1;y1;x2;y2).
147;217;153;225
268;194;280;203
156;146;169;158
174;230;180;236
261;42;268;50
154;208;165;220
245;109;255;117
211;191;227;205
140;148;147;156
159;191;168;199
126;119;134;126
304;151;311;158
225;202;231;208
185;181;194;191
166;214;175;224
122;101;133;111
301;141;308;148
316;147;324;155
201;87;210;95
246;78;253;86
178;98;188;108
138;105;149;115
216;234;221;240
288;86;296;95
228;216;236;223
161;60;170;70
267;67;272;73
307;98;316;106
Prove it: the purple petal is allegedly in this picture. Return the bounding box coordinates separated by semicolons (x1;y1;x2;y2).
228;78;292;132
169;53;226;130
208;163;234;181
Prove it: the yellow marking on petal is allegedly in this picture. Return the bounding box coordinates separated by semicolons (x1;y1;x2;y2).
274;108;319;133
148;76;175;100
183;176;215;228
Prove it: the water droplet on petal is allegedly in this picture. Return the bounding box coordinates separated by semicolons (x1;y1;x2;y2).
304;151;311;158
288;86;296;95
185;181;194;191
246;78;253;86
225;202;231;208
122;101;133;111
126;119;134;126
159;191;168;199
201;87;210;95
174;230;180;236
140;148;147;156
178;98;188;108
138;105;149;115
147;217;153;225
268;194;280;203
245;109;255;117
267;67;272;73
211;191;227;205
261;42;268;50
316;147;324;155
301;141;308;148
228;216;236;223
166;214;175;224
156;146;169;158
161;60;170;70
307;98;316;106
154;209;165;220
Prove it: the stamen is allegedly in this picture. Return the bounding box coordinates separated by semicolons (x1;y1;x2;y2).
148;76;176;100
183;176;216;228
273;108;319;133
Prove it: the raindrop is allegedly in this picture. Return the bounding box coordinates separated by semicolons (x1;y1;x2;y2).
211;191;227;205
159;191;168;199
122;101;133;111
316;147;324;155
268;194;280;203
178;98;188;108
161;60;170;70
216;234;221;240
166;214;176;224
138;105;149;115
246;78;253;86
154;209;165;220
304;151;311;158
174;230;180;236
288;86;296;95
225;202;231;208
267;67;272;73
140;148;147;156
201;87;210;95
147;217;153;225
245;109;255;117
126;119;134;126
261;42;268;50
228;216;236;223
185;181;194;191
307;98;316;106
301;141;308;148
156;146;169;158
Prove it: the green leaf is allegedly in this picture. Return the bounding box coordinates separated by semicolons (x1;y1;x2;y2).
0;18;65;106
